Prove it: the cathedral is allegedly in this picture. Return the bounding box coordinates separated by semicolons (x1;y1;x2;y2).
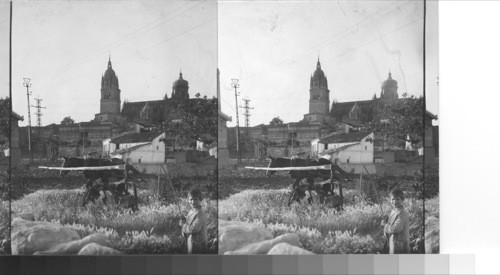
301;57;400;127
94;57;194;127
28;57;207;157
256;58;403;155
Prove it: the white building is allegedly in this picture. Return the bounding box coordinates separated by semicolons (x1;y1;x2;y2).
315;131;374;163
103;131;167;164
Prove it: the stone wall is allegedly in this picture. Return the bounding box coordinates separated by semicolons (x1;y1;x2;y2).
339;163;421;176
134;162;215;177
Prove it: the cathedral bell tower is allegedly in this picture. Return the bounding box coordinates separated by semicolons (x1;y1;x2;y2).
100;56;121;114
309;57;330;115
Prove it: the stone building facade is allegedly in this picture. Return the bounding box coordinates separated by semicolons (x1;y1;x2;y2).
227;58;405;159
40;58;202;158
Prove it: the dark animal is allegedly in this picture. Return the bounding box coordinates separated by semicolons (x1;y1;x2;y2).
266;156;349;184
60;156;126;188
267;156;350;206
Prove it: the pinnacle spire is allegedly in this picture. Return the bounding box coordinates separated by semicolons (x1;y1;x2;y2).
317;54;321;68
108;55;112;68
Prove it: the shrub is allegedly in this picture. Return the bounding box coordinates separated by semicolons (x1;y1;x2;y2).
322;230;377;254
219;188;426;254
0;202;9;241
12;188;218;254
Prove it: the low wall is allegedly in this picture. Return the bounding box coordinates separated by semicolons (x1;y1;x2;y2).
134;162;216;177
339;163;422;176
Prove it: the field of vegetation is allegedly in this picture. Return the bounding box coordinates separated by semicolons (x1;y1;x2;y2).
6;164;218;254
219;165;439;254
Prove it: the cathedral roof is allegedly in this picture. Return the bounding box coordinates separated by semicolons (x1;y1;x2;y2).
121;100;166;121
330;99;375;123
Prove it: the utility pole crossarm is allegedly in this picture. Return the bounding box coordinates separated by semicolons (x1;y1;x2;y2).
31;98;46;162
240;98;254;162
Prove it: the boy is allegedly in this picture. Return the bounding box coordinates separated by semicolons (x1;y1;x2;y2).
381;188;410;254
179;188;208;254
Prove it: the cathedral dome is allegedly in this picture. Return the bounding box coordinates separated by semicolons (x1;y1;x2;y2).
310;58;328;89
173;72;189;87
312;60;325;79
382;72;397;86
104;59;116;78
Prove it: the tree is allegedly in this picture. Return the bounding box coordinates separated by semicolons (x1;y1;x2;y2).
61;116;75;125
368;96;424;148
162;96;218;150
269;116;284;125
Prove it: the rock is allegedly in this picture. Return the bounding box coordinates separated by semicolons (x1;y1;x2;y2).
34;233;108;255
267;243;314;255
225;233;300;255
11;218;80;255
78;243;122;255
425;215;439;253
218;220;273;254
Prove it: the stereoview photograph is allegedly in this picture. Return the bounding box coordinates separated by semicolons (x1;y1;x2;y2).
218;0;439;255
8;1;217;255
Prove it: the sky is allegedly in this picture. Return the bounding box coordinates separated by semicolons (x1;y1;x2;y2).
8;1;217;126
219;0;438;127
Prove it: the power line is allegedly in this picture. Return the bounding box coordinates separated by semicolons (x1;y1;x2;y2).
45;17;216;90
241;1;413;84
243;16;423;93
33;2;199;84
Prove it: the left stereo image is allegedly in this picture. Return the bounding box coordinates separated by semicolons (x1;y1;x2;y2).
2;1;218;255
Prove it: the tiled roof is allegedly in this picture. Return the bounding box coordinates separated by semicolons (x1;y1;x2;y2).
425;110;438;120
130;120;157;128
110;131;162;144
319;131;372;144
219;112;231;122
320;143;359;155
111;143;150;155
343;121;366;128
12;111;23;121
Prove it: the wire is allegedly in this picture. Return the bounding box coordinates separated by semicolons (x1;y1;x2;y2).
34;2;203;85
43;17;216;90
241;1;412;84
241;16;422;93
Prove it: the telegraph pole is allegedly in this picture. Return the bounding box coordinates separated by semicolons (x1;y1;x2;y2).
240;98;254;161
31;98;46;161
231;79;241;164
23;78;33;164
